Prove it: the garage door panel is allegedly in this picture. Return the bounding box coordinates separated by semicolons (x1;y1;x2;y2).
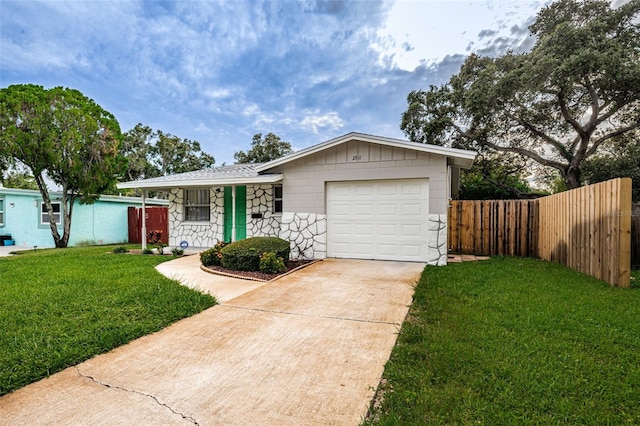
327;179;429;262
377;224;397;236
401;203;423;216
401;224;423;236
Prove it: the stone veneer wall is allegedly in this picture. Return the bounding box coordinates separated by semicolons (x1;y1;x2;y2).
279;212;327;260
246;185;281;238
427;214;448;266
168;188;224;248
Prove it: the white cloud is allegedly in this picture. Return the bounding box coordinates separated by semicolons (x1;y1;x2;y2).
373;0;548;70
300;111;344;134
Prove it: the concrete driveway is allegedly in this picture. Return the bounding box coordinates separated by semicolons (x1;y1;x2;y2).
0;257;423;425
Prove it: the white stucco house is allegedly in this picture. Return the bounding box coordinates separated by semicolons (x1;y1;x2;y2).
117;132;476;265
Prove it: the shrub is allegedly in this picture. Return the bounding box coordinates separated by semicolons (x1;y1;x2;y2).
112;246;129;254
200;241;228;267
259;251;287;274
221;237;290;271
171;247;184;256
147;230;165;254
142;248;154;255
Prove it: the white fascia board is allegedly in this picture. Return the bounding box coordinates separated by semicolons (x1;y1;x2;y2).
256;132;477;172
116;174;283;190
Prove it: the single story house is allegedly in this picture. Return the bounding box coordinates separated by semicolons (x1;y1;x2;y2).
117;132;476;265
0;186;168;248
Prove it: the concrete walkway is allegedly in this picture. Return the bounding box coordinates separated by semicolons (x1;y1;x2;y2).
0;257;423;425
0;245;38;257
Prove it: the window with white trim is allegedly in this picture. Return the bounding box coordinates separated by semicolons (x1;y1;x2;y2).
184;189;210;221
0;199;4;226
41;202;61;225
273;184;283;214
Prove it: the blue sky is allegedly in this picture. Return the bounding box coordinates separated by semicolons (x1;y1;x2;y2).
1;0;548;165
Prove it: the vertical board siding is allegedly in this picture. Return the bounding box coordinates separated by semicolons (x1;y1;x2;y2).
449;178;632;288
538;178;632;288
448;199;538;258
128;206;168;244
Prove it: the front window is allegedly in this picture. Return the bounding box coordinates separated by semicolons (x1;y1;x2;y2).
41;202;61;225
184;189;210;221
273;185;283;213
0;199;4;226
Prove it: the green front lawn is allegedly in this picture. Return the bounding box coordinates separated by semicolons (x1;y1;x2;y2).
0;246;216;395
365;258;640;425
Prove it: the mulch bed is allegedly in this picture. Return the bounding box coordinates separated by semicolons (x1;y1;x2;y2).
203;259;315;282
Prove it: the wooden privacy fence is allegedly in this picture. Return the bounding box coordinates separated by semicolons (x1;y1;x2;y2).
633;204;640;268
128;206;168;244
448;178;633;288
448;200;539;257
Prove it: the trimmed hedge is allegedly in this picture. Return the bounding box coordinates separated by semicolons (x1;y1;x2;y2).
200;241;228;266
220;237;290;271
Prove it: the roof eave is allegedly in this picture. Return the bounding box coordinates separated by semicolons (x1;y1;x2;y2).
256;132;477;172
116;174;283;190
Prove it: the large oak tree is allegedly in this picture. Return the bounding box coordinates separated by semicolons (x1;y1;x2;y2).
234;132;293;164
0;84;123;247
120;123;215;183
401;0;640;189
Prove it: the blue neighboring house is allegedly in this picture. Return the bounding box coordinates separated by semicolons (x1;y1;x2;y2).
0;186;168;248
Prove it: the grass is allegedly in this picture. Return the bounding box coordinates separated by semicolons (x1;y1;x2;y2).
365;257;640;425
0;245;216;395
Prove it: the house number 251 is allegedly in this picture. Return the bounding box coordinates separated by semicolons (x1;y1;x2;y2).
352;155;362;161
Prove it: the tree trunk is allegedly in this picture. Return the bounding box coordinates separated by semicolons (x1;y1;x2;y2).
33;171;64;247
564;168;581;190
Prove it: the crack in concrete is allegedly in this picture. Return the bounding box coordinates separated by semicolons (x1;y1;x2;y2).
221;303;402;326
75;366;199;425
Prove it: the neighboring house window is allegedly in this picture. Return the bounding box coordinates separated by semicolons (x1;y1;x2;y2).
0;199;4;226
41;202;61;225
273;184;283;214
185;189;210;221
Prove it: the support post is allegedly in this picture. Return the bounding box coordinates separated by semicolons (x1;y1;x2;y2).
231;185;236;242
141;190;147;250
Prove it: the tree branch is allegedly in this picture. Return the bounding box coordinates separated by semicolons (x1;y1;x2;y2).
586;120;640;157
507;114;572;160
558;92;587;141
482;139;567;172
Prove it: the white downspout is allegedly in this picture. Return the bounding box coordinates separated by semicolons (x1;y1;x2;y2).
141;190;147;250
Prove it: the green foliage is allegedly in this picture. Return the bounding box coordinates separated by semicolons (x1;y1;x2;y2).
112;246;129;254
259;251;287;274
0;245;215;395
1;171;38;190
401;0;640;190
142;248;154;255
220;237;290;271
457;154;546;200
365;258;640;424
0;84;124;248
119;123;215;182
582;133;640;202
200;241;228;266
234;133;293;164
171;247;184;256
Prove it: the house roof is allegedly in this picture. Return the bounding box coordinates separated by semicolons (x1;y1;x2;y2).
116;163;283;190
0;186;168;205
116;132;477;190
256;132;477;172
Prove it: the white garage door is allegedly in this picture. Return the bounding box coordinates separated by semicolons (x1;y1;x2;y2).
326;179;429;262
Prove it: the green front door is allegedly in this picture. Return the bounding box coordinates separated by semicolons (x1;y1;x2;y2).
223;186;246;242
